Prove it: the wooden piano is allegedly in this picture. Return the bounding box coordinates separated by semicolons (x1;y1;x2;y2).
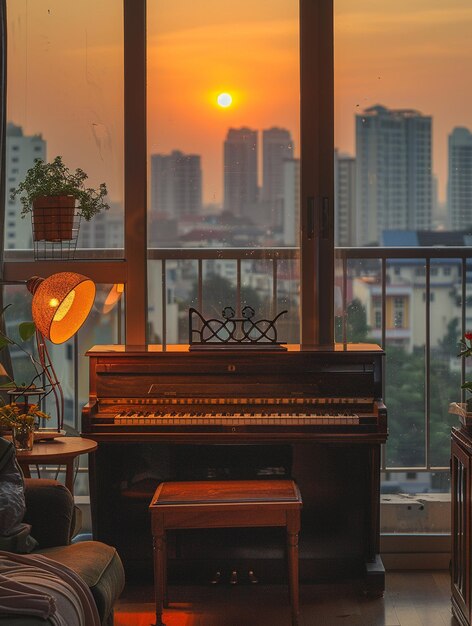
83;343;387;594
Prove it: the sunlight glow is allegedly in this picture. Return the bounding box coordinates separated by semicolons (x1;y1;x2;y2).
217;92;233;108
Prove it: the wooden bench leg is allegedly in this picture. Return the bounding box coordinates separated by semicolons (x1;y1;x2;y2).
287;512;300;626
153;531;166;626
163;532;169;608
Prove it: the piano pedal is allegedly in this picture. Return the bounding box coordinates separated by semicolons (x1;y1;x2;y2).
210;570;221;585
229;570;238;585
248;569;259;584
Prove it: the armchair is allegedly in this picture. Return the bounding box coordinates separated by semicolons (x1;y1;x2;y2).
0;479;125;626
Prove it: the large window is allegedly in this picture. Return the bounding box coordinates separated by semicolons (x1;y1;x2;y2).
3;0;333;346
5;0;124;252
147;0;300;249
4;1;469;533
146;0;302;344
333;1;472;528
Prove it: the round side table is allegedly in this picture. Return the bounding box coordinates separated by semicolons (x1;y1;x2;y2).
16;436;97;495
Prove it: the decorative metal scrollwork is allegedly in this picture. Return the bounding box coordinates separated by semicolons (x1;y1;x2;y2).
189;306;288;350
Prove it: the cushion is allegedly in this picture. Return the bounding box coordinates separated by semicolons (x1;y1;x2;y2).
38;541;125;622
23;480;74;548
0;438;37;553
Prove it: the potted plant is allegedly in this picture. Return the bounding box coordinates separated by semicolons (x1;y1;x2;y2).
10;156;109;242
0;402;50;451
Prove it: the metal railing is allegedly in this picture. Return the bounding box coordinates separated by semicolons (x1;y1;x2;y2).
147;247;298;349
337;247;472;472
5;244;472;475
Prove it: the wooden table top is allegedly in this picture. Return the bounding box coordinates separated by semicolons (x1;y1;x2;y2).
15;436;97;461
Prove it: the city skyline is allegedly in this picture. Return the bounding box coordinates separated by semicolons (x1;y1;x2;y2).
6;103;467;212
7;113;472;249
6;1;472;206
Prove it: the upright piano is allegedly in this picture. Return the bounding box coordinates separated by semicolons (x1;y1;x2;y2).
83;343;387;594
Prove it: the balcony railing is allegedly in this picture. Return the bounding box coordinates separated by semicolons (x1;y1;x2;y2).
4;245;472;475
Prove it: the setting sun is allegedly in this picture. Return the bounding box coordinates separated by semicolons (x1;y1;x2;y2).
217;93;232;108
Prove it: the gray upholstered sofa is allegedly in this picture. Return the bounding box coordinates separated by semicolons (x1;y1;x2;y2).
0;479;125;625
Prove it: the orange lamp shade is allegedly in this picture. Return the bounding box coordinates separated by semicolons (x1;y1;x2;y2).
29;272;96;344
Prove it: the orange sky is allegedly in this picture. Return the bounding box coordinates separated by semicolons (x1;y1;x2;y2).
7;0;472;206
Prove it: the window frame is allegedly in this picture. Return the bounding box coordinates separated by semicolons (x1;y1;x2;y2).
2;0;334;346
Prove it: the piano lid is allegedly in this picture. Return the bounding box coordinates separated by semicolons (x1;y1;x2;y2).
86;343;385;356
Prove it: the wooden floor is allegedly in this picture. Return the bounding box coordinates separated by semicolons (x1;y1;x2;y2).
115;571;459;626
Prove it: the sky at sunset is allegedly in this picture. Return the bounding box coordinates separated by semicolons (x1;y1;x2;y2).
7;0;472;206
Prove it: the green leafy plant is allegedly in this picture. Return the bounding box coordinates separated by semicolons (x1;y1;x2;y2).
0;305;52;434
0;304;40;391
10;155;110;221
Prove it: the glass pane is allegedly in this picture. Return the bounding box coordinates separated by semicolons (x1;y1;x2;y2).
148;1;299;248
429;258;462;467
6;1;124;254
334;257;382;345
384;259;426;469
335;1;472;532
335;0;472;246
147;0;300;344
148;255;300;345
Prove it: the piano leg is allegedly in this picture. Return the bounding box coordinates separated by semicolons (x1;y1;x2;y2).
361;445;385;597
287;511;300;626
362;554;385;598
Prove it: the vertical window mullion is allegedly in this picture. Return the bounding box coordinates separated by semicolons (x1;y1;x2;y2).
124;0;147;344
300;0;334;346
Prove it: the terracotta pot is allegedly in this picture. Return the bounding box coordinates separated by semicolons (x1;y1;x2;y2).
32;195;76;241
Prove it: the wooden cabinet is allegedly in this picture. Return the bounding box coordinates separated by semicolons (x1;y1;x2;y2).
451;426;472;626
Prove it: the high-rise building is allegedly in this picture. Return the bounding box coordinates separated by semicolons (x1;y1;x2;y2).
5;122;46;249
282;158;300;246
78;202;123;248
334;150;356;247
150;150;202;218
223;127;258;218
448;127;472;230
355;105;432;246
262;127;293;230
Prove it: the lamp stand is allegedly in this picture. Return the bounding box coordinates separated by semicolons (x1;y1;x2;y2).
36;330;64;432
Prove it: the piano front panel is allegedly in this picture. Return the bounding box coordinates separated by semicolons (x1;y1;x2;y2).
84;346;386;441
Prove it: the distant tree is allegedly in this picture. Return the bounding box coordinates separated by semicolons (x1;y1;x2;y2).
177;275;263;343
385;346;426;467
335;298;370;343
384;343;460;469
188;274;261;318
438;317;460;357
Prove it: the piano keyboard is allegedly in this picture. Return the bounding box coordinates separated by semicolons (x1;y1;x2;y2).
114;412;360;426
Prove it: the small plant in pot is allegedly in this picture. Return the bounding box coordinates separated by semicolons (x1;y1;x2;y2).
10;156;109;242
0;402;50;451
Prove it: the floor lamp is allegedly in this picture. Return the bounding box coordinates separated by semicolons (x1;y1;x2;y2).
26;272;95;431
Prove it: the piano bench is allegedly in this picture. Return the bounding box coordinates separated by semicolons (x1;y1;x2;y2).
149;479;302;626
